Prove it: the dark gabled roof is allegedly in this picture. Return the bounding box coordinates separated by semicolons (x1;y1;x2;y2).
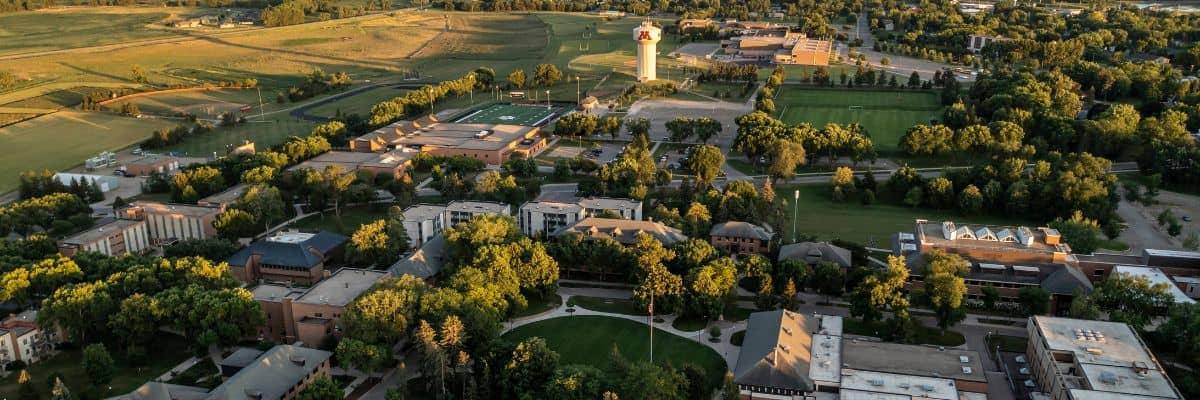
388;234;446;279
710;221;773;241
733;310;817;392
778;242;852;267
1041;265;1094;295
227;231;348;269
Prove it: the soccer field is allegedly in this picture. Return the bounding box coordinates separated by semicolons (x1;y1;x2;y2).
774;87;942;152
453;103;573;126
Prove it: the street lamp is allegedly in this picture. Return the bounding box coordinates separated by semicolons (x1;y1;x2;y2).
792;189;800;243
426;87;435;116
546;90;551;110
575;76;581;104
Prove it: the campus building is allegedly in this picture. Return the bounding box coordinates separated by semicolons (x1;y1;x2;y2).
709;221;773;255
1027;316;1184;400
0;311;60;369
445;200;510;225
121;345;332;400
389;235;446;281
58;218;150;257
252;268;388;346
720;29;832;65
519;195;642;236
733;310;988;399
121;201;222;244
1075;248;1200;284
777;241;853;268
402;201;511;248
966;34;1005;52
196;183;247;210
121;155;181;177
350;115;547;165
554;217;686;246
227;230;349;285
286;149;415;179
895;220;1093;314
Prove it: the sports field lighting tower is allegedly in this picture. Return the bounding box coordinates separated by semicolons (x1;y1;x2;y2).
633;20;661;82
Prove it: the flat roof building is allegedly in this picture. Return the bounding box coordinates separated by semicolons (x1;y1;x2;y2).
286;149;415;179
196;183;247;210
778;241;853;268
445;200;510;226
121;201;221;244
253;268;388;346
519;196;642;237
841;340;988;394
1112;266;1195;304
122;155;181;177
403;204;447;248
120;345;332;400
58;218;149;257
1027;316;1184;400
350;116;547;165
733;310;843;396
389;234;446;281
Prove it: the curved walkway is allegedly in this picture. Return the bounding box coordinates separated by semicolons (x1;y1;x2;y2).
504;287;745;369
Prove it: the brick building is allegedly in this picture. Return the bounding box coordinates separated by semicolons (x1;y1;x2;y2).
120;345;332;400
227;230;349;285
121;201;221;244
0;311;60;370
350;116;547;165
58;218;150;257
709;221;773;255
286;149;415;179
1027;316;1184;400
252;268;387;346
121;155;180;177
519;195;642;237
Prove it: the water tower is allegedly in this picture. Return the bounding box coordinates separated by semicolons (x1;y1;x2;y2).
632;20;662;82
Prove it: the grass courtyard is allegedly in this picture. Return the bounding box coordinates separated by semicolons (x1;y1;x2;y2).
778;184;1038;246
503;316;727;389
0;334;194;399
773;87;942;153
288;206;387;235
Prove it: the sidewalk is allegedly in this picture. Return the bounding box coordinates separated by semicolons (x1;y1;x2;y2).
155;356;200;382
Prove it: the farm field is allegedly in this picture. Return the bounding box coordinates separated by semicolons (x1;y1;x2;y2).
0;111;177;193
156;118;318;157
778;183;1037;246
100;88;269;117
774;87;942;152
0;7;193;56
502;316;727;389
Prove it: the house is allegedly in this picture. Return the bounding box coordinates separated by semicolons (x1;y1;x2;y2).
778;241;852;268
122;155;180;177
350;116;548;165
121;201;222;244
881;18;895;31
402;204;447;248
520;196;642;236
119;345;332;400
0;311;60;369
227;230;349;285
709;221;773;255
555;217;687;246
58;219;150;257
1027;316;1184;400
252;268;387;346
286;149;415;180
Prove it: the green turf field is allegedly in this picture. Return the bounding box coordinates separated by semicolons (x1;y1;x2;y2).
503;316;727;389
454;103;572;125
774;87;942;152
0;111;177;193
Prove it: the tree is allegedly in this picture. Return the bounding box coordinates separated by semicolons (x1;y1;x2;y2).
297;376;342;400
957;184;983;215
507;69;527;88
348;220;399;267
155;285;263;349
922;250;968;331
721;371;739;400
686;145;724;188
50;378;71;400
907;71;921;88
684;202;711;237
82;344;114;386
545;365;606;400
533;64;563;87
504;337;560;398
18;369;37;400
213;209;257;240
811;262;845;300
767;140;806;180
1160;303;1200;367
849;256;910;324
238;185;285;231
665;117;694;142
108;294;160;350
1049;211;1102;255
687;258;737;319
342;275;425;345
336;338;388;376
1017;287;1051;316
1092;272;1174;330
981;286;1000;310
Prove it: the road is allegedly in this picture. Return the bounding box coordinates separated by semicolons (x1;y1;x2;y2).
836;11;976;82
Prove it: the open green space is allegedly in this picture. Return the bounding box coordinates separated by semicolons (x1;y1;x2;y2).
513;293;563;318
0;111;177;193
100;88;271;118
569;295;646;316
503;316;727;388
774;87;941;153
0;7;188;55
778;183;1039;245
0;334;193;399
289;206;387;235
157;118;317;157
454;102;573;125
304;85;412;118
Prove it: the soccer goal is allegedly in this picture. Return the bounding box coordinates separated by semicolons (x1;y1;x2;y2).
848;105;864;110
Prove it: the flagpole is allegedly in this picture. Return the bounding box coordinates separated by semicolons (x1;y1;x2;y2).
649;296;654;364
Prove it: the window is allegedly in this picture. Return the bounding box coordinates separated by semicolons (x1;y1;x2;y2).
1093;269;1104;277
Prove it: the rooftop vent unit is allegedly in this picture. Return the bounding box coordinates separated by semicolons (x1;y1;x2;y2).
962;366;973;374
1100;371;1118;384
918;384;935;392
898;383;911;389
959;356;970;363
782;327;793;335
869;379;885;386
779;344;791;352
475;130;493;138
1085;347;1104;355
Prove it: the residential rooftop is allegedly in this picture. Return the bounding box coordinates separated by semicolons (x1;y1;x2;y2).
1032;316;1182;399
61;218;143;245
841;340;987;383
197;183;247;207
227;230;348;269
403;204;448;221
710;221;773;241
778;242;852;267
295;268;388;307
445;200;509;215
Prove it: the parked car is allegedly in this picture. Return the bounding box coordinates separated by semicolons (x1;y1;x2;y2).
1184;215;1193;222
668;162;680;169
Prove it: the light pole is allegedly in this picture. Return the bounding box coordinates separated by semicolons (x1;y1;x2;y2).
426;87;435;116
575;76;581;104
792;189;799;243
546;90;551;110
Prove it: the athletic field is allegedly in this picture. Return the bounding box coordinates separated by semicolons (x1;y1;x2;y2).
454;103;573;126
774;87;942;152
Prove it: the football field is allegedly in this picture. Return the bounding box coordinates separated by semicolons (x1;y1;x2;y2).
454;103;574;126
774;87;942;152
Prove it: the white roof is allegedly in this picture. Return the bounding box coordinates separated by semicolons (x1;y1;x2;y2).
979;263;1007;271
839;369;958;400
1032;316;1183;399
1012;265;1040;273
1112;266;1195;304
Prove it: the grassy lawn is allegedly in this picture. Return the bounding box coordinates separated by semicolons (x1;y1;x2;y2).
773;87;942;153
843;317;966;346
157;118;317;157
986;334;1029;353
503;316;727;389
288;206;387;235
0;111;177;194
1098;239;1130;251
0;7;191;55
0;334;194;399
166;358;220;388
777;183;1040;245
689;81;755;102
305;85;413;118
101;88;283;118
569;295;646;316
722;303;757;322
